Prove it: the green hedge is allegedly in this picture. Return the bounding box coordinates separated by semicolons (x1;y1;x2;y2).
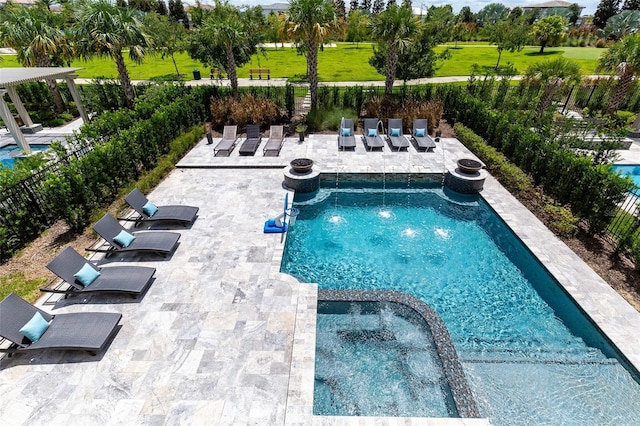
439;85;633;234
0;84;213;260
42;84;211;232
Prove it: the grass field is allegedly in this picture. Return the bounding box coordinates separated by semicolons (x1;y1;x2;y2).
0;42;607;82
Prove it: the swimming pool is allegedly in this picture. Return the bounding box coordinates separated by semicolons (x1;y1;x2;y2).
612;164;640;191
281;181;640;424
0;144;50;168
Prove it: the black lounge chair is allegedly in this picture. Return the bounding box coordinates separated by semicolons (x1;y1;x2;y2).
386;118;410;151
42;247;155;299
263;125;285;156
362;118;385;150
88;214;180;257
411;118;436;151
338;119;356;151
124;188;198;227
239;124;262;156
0;292;121;357
214;125;238;156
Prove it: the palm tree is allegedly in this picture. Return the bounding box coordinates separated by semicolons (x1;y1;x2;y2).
188;2;262;98
286;0;337;109
370;5;417;99
74;0;151;108
524;57;582;116
597;32;640;116
0;3;73;113
203;2;248;98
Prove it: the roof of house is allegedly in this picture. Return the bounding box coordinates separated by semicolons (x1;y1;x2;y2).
0;0;37;4
261;3;289;10
523;1;584;8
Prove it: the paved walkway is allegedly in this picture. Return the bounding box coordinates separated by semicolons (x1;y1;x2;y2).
1;133;640;425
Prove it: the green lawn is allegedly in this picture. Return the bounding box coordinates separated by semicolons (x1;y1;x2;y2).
435;45;603;76
0;42;606;82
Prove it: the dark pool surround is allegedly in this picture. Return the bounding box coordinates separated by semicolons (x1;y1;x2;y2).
318;289;480;419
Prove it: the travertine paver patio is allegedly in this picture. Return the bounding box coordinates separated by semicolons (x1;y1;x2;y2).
1;133;639;425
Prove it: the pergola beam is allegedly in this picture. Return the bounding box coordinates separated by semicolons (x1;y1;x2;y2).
0;89;31;154
0;67;87;153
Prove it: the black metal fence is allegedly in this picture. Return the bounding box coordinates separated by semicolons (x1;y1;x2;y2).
608;190;640;246
0;137;101;261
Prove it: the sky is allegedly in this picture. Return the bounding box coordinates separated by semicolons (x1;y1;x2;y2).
222;0;600;16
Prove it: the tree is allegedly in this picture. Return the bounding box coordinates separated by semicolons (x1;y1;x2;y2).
74;0;151;108
0;2;73;113
346;9;370;46
531;15;567;53
349;0;359;12
622;0;640;10
458;6;475;23
372;0;384;15
425;5;455;43
168;0;187;23
360;0;371;13
144;12;188;77
155;1;168;16
484;19;530;68
476;3;509;26
509;6;523;21
524;57;582;115
334;0;346;19
604;10;640;40
594;0;621;28
451;22;468;47
370;13;448;83
286;0;337;109
266;11;288;46
370;5;418;98
387;0;397;9
188;1;262;98
568;3;581;26
597;32;640;114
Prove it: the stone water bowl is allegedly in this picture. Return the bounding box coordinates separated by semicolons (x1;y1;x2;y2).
457;158;483;175
291;158;314;173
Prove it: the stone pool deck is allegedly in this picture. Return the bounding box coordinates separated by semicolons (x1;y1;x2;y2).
1;133;640;425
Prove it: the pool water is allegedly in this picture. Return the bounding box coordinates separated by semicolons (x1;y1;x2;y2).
281;183;640;424
612;165;640;192
0;144;50;168
315;301;457;418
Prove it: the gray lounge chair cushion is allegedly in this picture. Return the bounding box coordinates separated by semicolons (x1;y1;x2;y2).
362;118;385;149
93;214;180;256
412;118;436;151
338;119;356;149
45;246;155;297
214;125;238;156
263;125;285;156
387;119;410;150
0;293;121;354
125;188;198;226
239;124;262;155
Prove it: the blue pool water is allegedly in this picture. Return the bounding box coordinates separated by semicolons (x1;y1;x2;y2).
0;144;50;168
315;301;457;418
612;165;640;192
281;182;640;424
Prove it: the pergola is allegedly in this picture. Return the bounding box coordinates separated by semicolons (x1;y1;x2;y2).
0;67;89;154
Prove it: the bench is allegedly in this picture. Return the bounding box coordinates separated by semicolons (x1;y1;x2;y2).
249;68;270;80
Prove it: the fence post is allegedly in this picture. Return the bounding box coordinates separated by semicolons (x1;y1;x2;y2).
561;85;575;114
